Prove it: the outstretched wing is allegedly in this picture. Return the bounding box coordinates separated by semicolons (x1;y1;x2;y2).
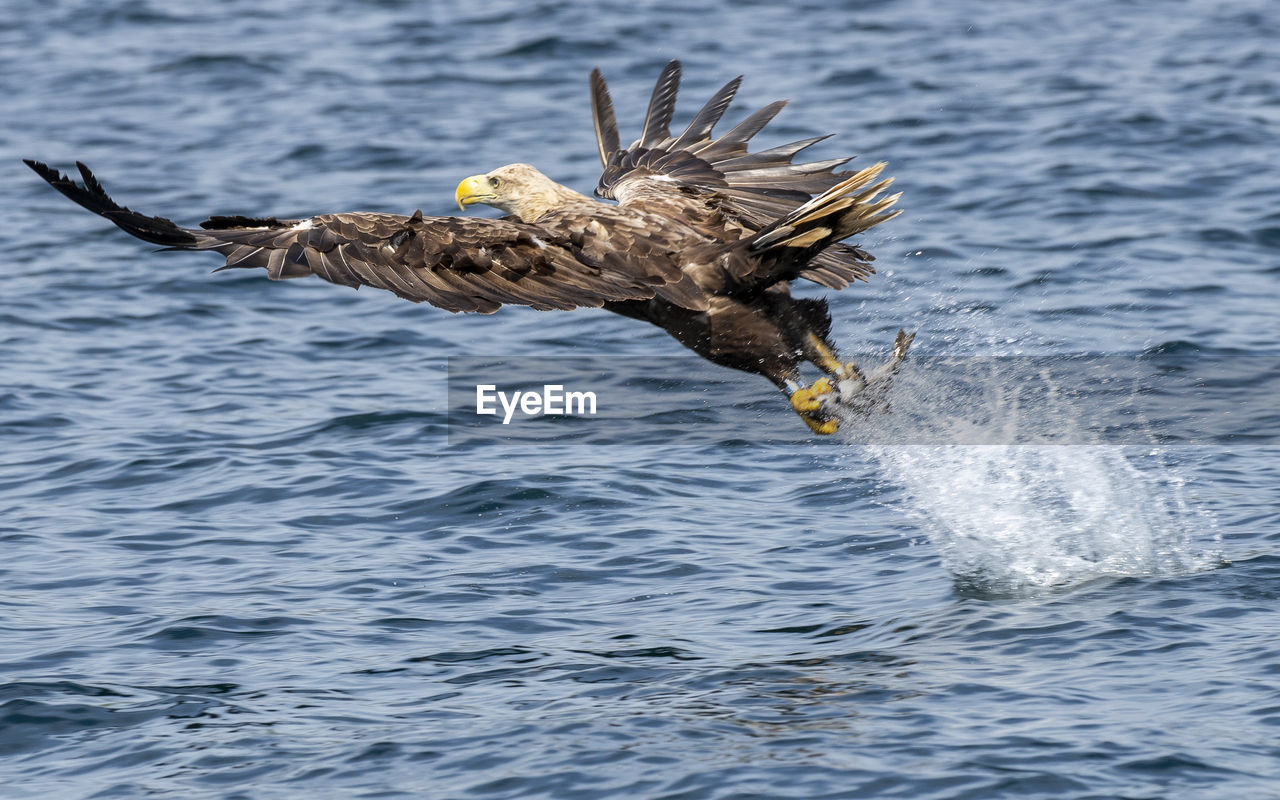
26;160;663;314
589;61;883;289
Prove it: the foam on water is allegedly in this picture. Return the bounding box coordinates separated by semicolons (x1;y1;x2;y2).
845;276;1225;596
868;444;1223;595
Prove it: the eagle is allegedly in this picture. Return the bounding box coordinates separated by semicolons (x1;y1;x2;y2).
25;60;909;434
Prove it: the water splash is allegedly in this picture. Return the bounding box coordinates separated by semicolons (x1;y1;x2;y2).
868;445;1223;595
845;276;1224;595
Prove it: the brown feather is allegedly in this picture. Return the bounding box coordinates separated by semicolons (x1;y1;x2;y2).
590;68;621;168
638;60;682;149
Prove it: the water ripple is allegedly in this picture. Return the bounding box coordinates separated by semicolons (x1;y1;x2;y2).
3;0;1277;797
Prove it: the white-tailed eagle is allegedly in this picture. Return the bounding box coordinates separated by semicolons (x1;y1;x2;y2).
25;61;908;434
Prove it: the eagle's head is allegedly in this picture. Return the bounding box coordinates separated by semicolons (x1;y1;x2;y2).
455;163;582;222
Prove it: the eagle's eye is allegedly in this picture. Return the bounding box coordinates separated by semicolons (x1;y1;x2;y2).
488;176;501;189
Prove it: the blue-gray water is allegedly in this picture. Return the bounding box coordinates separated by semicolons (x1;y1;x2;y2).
3;1;1279;798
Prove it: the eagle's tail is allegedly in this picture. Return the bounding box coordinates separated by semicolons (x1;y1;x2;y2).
737;161;901;289
23;159;201;248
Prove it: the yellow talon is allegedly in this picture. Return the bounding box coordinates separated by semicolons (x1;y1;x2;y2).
801;415;839;435
790;377;834;413
789;377;839;435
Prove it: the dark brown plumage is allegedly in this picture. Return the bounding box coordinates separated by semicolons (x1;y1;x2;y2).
24;60;908;434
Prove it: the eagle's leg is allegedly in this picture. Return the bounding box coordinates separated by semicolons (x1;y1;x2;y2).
805;332;864;382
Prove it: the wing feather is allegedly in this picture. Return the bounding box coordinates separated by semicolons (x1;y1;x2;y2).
693;100;787;157
637;60;682;149
589;65;895;290
596;67;858;212
590;68;621;168
711;134;831;168
25;161;669;314
717;157;854;177
668;76;741;151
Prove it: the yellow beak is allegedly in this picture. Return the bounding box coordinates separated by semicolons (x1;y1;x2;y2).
455;175;493;210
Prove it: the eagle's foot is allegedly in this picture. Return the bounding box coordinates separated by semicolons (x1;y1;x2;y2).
799;412;839;435
790;377;839;435
790;377;833;413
